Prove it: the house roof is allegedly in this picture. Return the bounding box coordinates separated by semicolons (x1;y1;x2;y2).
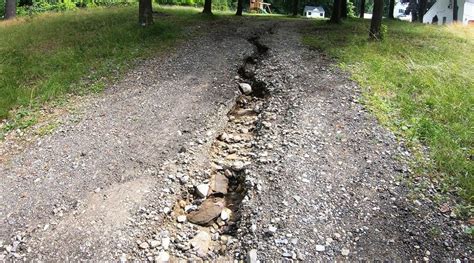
304;6;325;12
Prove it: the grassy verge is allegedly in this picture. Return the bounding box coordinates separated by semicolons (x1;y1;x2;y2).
303;19;473;204
0;6;207;128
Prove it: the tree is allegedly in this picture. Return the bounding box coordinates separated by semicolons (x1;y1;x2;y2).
138;0;153;26
406;0;418;21
236;0;243;15
369;0;384;40
203;0;212;14
4;0;16;20
292;0;299;16
341;0;347;18
329;0;342;23
359;0;365;18
388;0;395;18
453;0;458;21
418;0;426;22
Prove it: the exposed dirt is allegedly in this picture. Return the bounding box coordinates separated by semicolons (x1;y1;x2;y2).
0;17;471;262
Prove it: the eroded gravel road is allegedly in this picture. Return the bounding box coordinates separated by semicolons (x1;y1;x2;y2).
0;18;471;262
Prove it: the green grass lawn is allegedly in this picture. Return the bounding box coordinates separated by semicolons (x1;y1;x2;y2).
303;19;473;204
0;6;206;121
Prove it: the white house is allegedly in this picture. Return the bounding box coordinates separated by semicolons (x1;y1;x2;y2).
303;6;325;18
422;0;474;24
462;0;474;24
394;1;413;21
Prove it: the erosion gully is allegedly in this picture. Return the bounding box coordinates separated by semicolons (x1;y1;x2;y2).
158;31;272;261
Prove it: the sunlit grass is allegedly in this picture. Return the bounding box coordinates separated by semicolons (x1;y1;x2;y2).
303;19;474;203
0;6;204;119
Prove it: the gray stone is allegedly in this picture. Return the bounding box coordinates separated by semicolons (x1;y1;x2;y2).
149;240;161;248
139;242;149;249
239;83;252;95
177;215;187;223
196;184;209;198
231;161;245;172
316;245;325;252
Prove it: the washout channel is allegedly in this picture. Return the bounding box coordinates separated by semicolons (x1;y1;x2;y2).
143;32;273;261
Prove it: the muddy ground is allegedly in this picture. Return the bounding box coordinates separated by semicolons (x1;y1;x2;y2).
0;18;471;262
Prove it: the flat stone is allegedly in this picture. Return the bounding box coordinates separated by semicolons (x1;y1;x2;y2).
177;215;187;223
316;245;325;252
187;197;225;225
341;248;350;256
210;173;228;195
149;240;161;248
190;231;211;257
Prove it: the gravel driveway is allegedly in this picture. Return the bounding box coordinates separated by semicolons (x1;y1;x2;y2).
0;17;471;262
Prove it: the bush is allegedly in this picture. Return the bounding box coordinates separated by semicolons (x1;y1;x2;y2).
0;0;5;17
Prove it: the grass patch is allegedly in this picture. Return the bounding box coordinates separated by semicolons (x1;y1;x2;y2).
0;6;207;121
303;19;473;204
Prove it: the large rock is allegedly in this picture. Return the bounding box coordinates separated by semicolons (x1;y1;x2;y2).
187;197;225;225
190;231;211;257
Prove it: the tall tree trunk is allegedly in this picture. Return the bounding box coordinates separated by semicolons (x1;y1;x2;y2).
236;0;243;15
341;0;347;18
418;0;426;22
330;0;342;23
369;0;384;40
138;0;153;26
203;0;212;14
408;0;418;21
388;0;395;19
453;0;458;21
292;0;299;16
359;0;365;18
4;0;16;20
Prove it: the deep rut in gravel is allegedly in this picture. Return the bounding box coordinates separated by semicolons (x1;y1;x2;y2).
150;32;273;260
